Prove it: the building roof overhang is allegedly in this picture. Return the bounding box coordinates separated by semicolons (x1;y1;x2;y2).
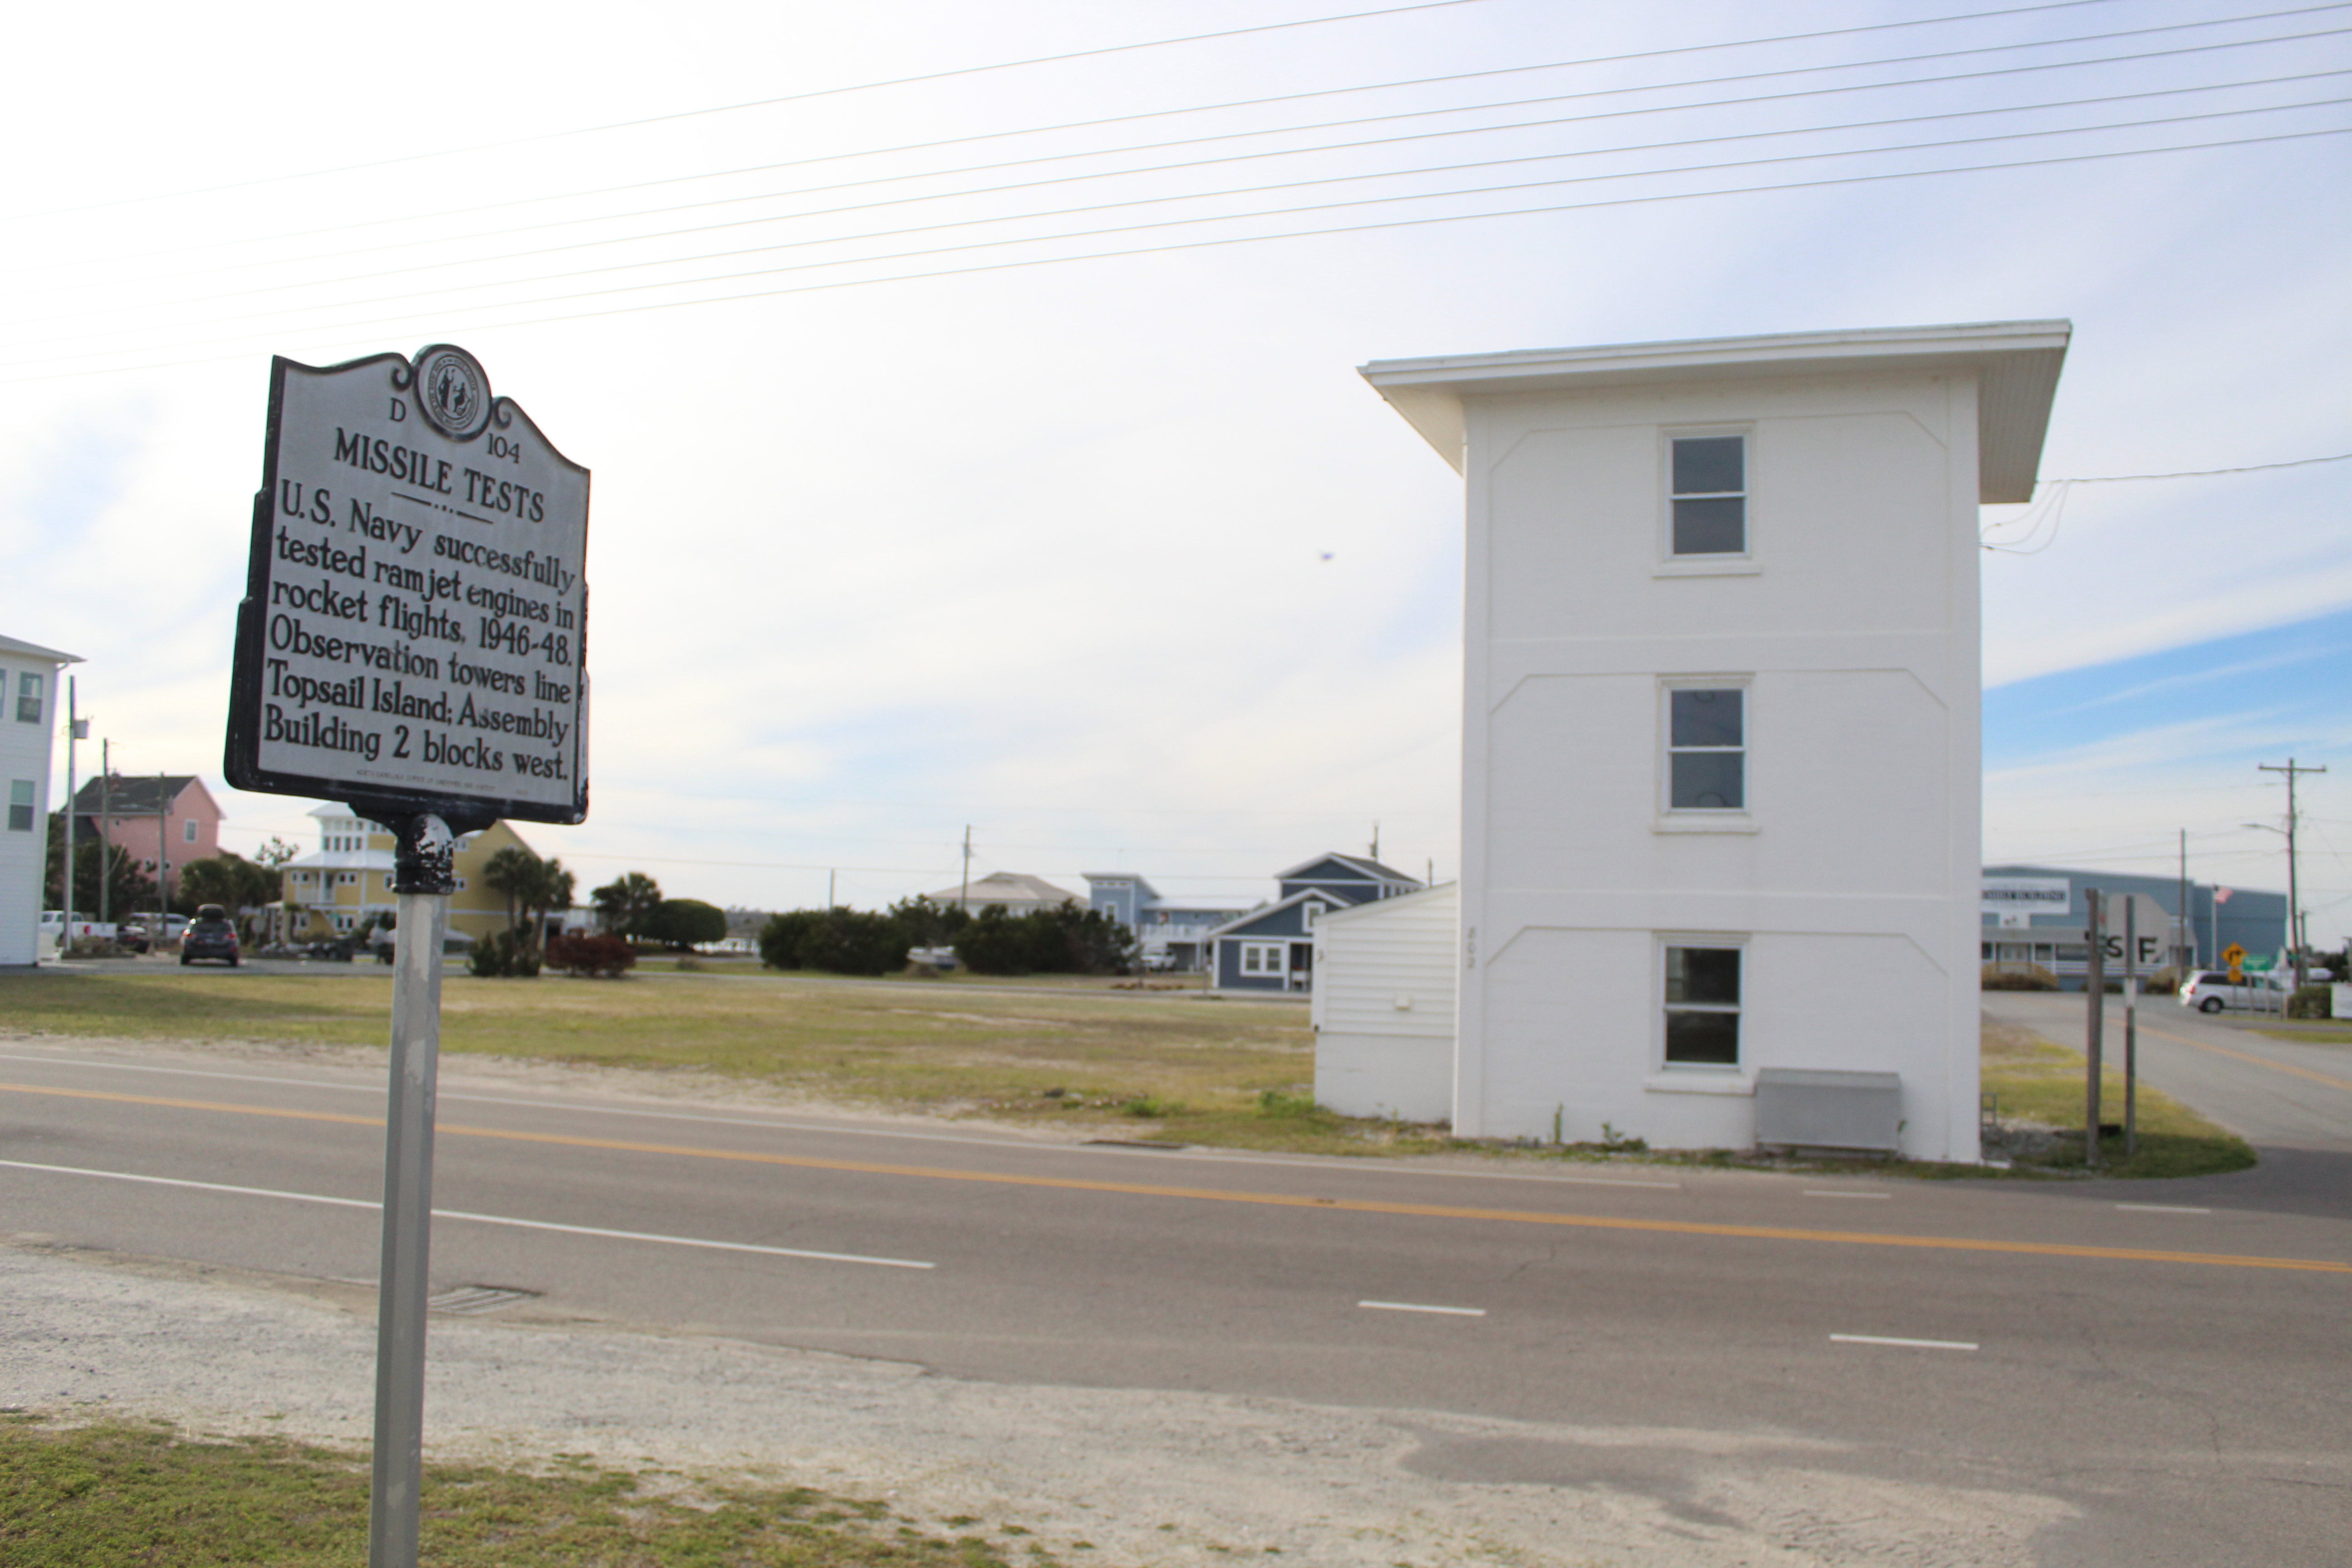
1359;319;2070;504
0;633;84;664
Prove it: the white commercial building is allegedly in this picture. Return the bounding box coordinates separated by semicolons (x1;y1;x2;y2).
1;634;83;967
1358;321;2068;1161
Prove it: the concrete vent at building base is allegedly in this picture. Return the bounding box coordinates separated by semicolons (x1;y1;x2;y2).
1754;1069;1902;1155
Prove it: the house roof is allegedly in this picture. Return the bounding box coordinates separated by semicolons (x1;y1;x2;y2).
1316;879;1458;925
1082;872;1162;900
1205;887;1347;940
0;633;83;664
71;774;212;817
1274;852;1421;887
1359;319;2070;504
921;871;1081;908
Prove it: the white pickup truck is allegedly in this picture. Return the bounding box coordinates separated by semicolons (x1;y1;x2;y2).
38;911;117;955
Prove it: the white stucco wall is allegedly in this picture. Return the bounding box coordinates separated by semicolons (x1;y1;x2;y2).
0;653;67;967
1363;326;2066;1164
1311;883;1457;1121
1458;369;1990;1159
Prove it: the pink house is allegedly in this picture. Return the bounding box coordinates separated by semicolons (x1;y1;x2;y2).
69;774;224;906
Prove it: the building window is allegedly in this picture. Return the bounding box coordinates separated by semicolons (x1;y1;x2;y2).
15;672;41;724
1670;434;1746;555
1667;686;1745;810
1240;942;1284;976
1663;944;1742;1066
1303;902;1322;928
7;780;32;832
183;818;198;844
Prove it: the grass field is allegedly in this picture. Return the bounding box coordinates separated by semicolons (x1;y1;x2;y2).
0;1414;1053;1566
0;967;2253;1173
1978;1017;2254;1179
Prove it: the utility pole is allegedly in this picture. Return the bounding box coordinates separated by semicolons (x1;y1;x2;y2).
960;825;972;914
63;681;81;951
2176;829;2189;969
98;741;111;928
827;868;835;909
157;771;170;936
1369;821;1380;862
2258;759;2328;991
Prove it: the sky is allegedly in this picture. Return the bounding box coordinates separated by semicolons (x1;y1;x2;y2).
3;0;2347;939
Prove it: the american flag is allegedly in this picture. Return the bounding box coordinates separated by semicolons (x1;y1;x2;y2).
2215;887;2234;905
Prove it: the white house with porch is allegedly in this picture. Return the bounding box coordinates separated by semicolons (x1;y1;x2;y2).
1357;320;2068;1161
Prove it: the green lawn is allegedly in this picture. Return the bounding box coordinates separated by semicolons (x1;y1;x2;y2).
0;968;2256;1173
0;1414;1049;1566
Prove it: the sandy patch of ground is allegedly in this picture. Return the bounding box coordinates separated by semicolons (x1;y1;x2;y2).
5;1239;2071;1567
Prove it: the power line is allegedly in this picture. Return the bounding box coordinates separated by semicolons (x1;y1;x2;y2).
10;119;2342;387
34;44;2343;331
39;4;2335;284
2047;451;2352;481
3;0;1509;222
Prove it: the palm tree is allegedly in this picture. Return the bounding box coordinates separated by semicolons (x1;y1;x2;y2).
480;846;538;935
519;857;577;953
592;871;662;939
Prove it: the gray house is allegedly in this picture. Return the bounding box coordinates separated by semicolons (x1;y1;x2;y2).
1207;853;1423;993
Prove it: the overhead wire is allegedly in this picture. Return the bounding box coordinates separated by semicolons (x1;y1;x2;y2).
9;117;2343;386
2;0;1509;222
33;3;2340;282
27;38;2346;325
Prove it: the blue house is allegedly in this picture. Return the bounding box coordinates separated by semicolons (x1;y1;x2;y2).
1082;873;1252;973
1207;853;1423;993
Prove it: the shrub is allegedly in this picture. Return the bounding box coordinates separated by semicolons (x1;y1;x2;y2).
956;900;1138;976
545;933;637;978
467;928;541;978
1981;963;2058;991
2140;967;2183;997
643;897;727;950
2290;984;2333;1019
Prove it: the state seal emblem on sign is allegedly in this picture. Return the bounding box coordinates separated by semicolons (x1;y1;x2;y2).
412;343;493;439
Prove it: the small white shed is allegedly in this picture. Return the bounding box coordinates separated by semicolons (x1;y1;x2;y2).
1310;882;1457;1122
1;633;82;968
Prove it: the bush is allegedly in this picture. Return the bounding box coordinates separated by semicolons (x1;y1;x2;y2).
643;897;728;950
956;900;1137;976
2140;967;2184;997
2290;984;2333;1019
1981;963;2058;991
545;933;637;978
466;928;541;978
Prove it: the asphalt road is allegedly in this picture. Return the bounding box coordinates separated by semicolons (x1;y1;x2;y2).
3;1034;2347;1566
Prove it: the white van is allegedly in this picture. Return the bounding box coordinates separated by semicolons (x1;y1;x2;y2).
2177;970;2290;1014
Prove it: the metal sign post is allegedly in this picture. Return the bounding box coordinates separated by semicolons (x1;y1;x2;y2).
225;343;588;1568
369;814;455;1568
2122;897;2137;1159
2084;888;2104;1168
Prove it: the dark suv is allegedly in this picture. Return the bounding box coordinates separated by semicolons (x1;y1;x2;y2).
181;905;240;967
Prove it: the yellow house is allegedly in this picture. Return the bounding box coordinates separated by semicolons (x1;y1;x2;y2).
277;805;548;944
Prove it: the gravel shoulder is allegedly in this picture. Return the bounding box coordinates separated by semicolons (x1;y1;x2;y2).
4;1240;2073;1567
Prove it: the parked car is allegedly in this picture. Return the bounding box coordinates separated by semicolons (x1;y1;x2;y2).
2177;970;2290;1014
304;937;358;962
181;906;240;966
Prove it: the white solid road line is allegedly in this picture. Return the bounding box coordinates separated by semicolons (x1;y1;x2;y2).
0;1158;937;1270
0;1050;1684;1189
1358;1300;1488;1317
1829;1333;1978;1351
2114;1203;2213;1214
1803;1190;1892;1200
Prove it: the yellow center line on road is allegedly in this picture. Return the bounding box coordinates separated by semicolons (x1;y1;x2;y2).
2129;1019;2352;1093
7;1080;2348;1275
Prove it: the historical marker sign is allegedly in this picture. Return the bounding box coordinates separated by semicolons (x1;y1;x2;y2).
227;344;588;825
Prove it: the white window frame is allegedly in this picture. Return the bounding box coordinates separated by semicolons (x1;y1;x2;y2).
7;779;33;832
1657;677;1754;831
1656;934;1746;1073
1240;941;1284;976
15;671;42;724
183;818;198;844
1657;426;1758;576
